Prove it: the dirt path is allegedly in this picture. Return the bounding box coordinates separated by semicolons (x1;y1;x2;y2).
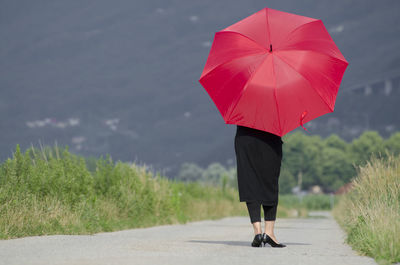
0;211;377;265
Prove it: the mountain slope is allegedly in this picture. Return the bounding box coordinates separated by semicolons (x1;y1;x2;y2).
1;0;399;177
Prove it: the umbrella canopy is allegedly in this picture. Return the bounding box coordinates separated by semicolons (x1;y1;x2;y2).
198;7;349;137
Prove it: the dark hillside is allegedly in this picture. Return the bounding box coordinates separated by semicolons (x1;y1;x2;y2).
0;0;399;177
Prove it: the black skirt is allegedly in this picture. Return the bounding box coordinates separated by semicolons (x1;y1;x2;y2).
234;125;283;205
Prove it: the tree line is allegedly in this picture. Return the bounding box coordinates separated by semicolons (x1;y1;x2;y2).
175;130;400;194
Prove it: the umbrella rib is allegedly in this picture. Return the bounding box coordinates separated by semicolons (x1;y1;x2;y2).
226;55;270;123
274;53;334;112
271;55;283;136
276;49;347;87
202;53;267;119
274;20;321;49
200;31;267;78
200;51;266;81
266;8;283;136
219;30;268;51
265;8;271;48
277;45;348;66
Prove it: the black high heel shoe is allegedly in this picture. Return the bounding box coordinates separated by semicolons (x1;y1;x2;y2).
262;233;286;248
251;233;263;247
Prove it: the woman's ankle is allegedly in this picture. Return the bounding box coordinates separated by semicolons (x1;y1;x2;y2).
263;232;275;237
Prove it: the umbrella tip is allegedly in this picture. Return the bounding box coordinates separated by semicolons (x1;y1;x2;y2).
269;44;272;52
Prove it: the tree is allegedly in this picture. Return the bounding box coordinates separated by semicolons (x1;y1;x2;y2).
384;132;400;156
202;162;229;186
282;131;323;191
319;147;354;192
278;167;296;194
176;162;203;182
349;131;385;166
324;134;347;151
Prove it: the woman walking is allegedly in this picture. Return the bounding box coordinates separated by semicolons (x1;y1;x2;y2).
234;125;286;248
200;6;347;248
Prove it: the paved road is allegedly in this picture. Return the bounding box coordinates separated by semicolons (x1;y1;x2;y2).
0;211;377;265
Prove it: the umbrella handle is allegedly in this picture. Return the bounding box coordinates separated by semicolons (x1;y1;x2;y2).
300;111;308;131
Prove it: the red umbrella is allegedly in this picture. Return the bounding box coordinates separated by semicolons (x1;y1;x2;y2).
198;7;349;137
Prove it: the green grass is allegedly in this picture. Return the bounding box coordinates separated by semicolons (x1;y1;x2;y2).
279;193;337;210
0;144;248;239
332;153;400;265
0;143;336;240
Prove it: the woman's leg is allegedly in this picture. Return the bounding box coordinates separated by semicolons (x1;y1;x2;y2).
246;201;262;235
262;204;281;243
263;204;277;221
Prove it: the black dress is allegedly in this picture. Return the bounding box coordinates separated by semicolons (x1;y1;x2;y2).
234;125;283;205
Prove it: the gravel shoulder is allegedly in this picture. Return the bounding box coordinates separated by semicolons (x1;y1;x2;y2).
0;211;377;265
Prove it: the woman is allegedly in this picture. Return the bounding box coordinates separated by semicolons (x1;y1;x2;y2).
234;125;286;248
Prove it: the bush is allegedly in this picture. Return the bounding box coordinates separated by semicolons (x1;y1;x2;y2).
0;144;247;239
332;152;400;264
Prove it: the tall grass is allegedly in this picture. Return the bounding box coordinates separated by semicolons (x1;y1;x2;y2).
0;144;247;239
0;144;323;240
332;152;400;265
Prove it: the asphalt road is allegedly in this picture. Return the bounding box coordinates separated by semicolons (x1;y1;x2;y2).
0;211;377;265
